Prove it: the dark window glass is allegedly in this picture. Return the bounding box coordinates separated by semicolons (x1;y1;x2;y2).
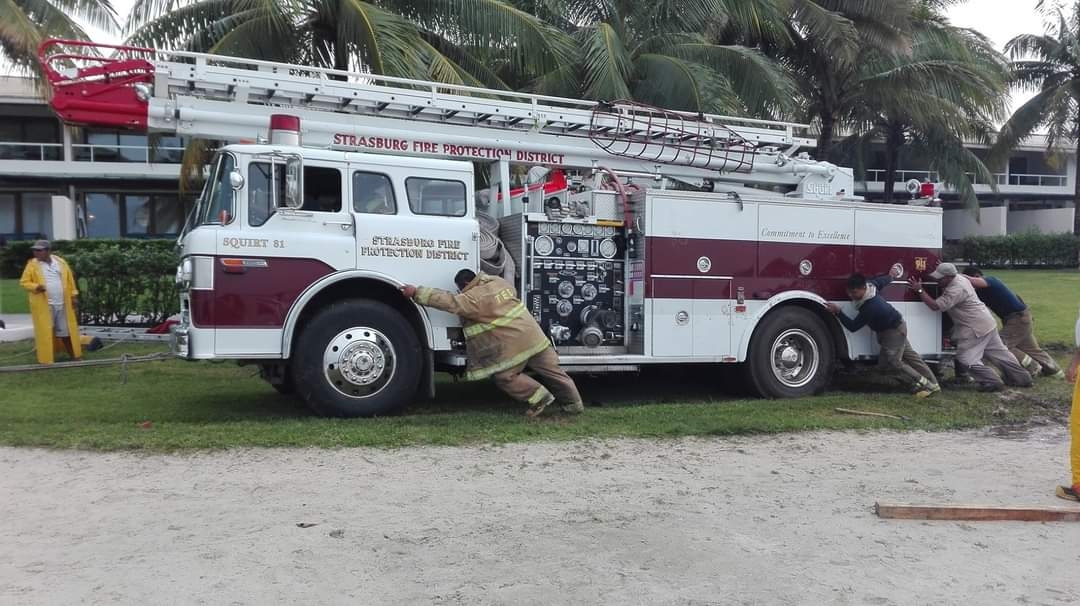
302;166;342;213
85;193;120;238
352;171;396;214
405;177;466;217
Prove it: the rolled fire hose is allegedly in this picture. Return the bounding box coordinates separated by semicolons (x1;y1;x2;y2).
476;213;516;283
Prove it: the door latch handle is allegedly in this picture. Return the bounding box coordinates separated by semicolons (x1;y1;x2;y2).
322;220;353;231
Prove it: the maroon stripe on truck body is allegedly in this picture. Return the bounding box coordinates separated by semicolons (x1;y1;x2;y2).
645;236;940;301
190;256;335;328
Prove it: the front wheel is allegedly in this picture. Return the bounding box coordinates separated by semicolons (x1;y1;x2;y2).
293;299;421;417
745;306;834;398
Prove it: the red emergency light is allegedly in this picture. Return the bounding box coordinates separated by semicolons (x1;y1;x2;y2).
269;114;301;146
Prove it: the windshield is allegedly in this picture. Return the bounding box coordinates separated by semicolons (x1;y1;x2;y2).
193;152;235;227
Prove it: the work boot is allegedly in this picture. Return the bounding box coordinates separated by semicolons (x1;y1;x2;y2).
949;374;975;386
1047;369;1066;380
1055;485;1080;502
913;378;939;399
976;382;1004;393
560;401;585;415
525;394;555;419
1020;355;1043;378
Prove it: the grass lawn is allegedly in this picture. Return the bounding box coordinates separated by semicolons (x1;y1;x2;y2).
0;278;29;315
0;268;1075;452
991;269;1080;347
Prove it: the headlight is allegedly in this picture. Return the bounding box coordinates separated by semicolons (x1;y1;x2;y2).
177;258;193;288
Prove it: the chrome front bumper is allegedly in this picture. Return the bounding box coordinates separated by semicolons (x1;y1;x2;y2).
170;324;190;358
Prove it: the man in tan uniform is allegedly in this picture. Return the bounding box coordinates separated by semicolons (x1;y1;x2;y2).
402;269;584;418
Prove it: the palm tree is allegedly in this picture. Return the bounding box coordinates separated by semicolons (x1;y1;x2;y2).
758;0;917;159
0;0;119;79
125;0;575;88
992;1;1080;233
844;8;1008;208
524;0;796;116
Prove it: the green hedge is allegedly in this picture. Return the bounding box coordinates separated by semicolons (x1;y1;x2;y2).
944;233;1080;268
2;239;179;326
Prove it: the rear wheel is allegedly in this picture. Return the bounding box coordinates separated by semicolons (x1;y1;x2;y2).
746;307;834;398
293;299;421;417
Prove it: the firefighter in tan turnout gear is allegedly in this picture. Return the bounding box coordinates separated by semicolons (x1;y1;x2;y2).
402;270;585;418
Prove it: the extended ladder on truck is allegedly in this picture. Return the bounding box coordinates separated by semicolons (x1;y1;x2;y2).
37;39;837;196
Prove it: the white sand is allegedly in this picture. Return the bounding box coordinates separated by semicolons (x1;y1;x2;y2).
2;427;1079;605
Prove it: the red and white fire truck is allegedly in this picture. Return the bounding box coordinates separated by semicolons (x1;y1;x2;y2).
39;39;946;417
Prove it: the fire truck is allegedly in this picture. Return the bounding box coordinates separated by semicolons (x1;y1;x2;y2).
38;39;945;417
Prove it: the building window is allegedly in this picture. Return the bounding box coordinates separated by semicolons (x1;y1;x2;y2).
0;191;56;242
0;117;62;160
0;194;15;235
125;195;152;235
85;193;121;238
83;191;195;238
76;131;187;163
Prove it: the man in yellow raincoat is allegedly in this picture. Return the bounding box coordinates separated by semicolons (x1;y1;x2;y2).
19;240;82;364
402;269;583;418
1058;313;1080;502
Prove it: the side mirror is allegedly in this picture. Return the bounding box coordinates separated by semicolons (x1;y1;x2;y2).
284;157;303;209
229;169;244;190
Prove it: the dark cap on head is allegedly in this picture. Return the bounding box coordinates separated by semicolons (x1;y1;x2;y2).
846;273;867;291
961;265;982;277
31;240;50;250
454;269;477;289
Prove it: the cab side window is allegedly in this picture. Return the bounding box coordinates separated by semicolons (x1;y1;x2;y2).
353;171;397;215
302;166;343;213
406;177;466;217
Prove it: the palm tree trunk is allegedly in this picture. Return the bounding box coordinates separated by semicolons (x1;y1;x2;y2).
817;112;835;162
882;122;905;204
332;43;349;82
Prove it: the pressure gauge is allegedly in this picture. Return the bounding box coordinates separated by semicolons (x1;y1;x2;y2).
533;235;554;256
556;299;574;317
581;283;598;301
572;224;585;236
599;238;618;259
561;224;574;235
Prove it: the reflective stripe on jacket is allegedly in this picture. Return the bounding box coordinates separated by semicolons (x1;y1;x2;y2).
414;274;551;381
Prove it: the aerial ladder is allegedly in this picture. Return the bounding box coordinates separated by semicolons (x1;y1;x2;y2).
37;38;849;204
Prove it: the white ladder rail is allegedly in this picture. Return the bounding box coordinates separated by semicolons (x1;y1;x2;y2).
136;50;815;151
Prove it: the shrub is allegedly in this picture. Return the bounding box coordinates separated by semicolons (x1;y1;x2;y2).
3;239;179;326
945;233;1080;269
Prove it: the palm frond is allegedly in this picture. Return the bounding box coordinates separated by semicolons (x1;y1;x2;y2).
580;22;633;101
672;41;795;116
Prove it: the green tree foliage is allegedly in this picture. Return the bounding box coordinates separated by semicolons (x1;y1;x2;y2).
993;0;1080;233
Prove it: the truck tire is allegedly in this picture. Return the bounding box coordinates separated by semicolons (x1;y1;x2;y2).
745;306;834;398
293;299;422;417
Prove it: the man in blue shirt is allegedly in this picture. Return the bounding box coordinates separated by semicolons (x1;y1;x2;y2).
826;272;941;398
961;266;1063;379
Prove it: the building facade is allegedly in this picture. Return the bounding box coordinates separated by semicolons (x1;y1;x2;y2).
0;76;196;244
854;136;1075;240
0;75;1074;242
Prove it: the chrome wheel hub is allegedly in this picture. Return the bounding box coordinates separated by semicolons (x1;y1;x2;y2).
770;329;819;389
323;327;396;398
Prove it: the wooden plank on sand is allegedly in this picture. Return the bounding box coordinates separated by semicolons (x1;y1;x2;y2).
875;503;1080;522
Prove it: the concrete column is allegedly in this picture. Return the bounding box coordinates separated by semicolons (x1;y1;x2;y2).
62;124;73;162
